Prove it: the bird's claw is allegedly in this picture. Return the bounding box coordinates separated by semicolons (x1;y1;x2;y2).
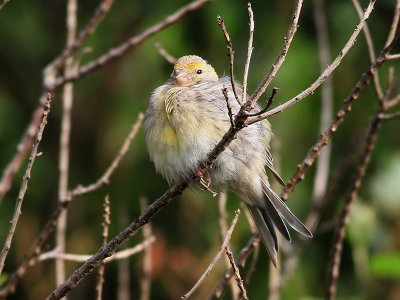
196;168;217;197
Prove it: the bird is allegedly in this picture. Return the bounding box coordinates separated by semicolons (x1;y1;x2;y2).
143;55;312;266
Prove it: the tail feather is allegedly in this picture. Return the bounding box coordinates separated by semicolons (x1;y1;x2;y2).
262;181;313;238
247;205;278;267
263;200;291;242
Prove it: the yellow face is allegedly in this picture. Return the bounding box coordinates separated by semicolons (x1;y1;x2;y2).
171;55;218;86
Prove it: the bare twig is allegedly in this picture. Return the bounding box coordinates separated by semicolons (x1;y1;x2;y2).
181;210;240;300
326;113;382;300
311;0;333;204
217;16;241;105
351;0;384;99
208;234;260;300
385;0;400;47
45;0;115;81
67;112;144;199
218;193;239;300
0;0;10;11
242;2;254;106
378;111;400;120
0;93;52;275
0;98;45;202
281;29;396;201
225;247;248;300
222;87;235;128
154;42;177;64
0;112;143;297
247;0;376;124
139;198;152;300
96;195;111;300
0;0;115;203
52;0;211;88
386;53;400;60
249;0;304;105
35;237;155;264
55;0;78;287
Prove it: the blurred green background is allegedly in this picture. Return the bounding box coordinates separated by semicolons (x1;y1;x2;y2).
1;0;400;299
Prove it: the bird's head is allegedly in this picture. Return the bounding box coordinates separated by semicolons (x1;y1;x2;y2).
171;55;218;86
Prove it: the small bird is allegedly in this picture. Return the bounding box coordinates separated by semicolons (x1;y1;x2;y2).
144;55;312;266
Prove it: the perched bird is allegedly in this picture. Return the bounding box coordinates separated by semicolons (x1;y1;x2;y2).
144;55;312;266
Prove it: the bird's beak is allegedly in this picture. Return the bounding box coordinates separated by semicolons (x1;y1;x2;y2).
172;69;189;86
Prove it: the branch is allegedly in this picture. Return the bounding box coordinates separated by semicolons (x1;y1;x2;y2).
217;16;241;105
281;29;396;200
154;42;177;64
181;210;240;300
242;3;254;106
0;0;10;11
326;113;382;300
35;237;155;264
139;198;152;300
249;0;304;105
96;194;111;300
51;0;211;88
311;0;333;205
45;0;115;81
0;93;52;275
225;247;248;300
208;234;261;300
55;0;78;287
247;0;376;124
0;112;143;297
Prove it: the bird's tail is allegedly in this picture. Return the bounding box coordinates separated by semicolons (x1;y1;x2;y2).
247;181;312;267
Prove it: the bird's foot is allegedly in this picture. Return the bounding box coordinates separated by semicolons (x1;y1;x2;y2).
196;168;217;197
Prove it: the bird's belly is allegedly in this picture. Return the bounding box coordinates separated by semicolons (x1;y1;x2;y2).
146;111;215;184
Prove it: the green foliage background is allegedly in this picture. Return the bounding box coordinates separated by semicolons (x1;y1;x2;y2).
1;0;400;299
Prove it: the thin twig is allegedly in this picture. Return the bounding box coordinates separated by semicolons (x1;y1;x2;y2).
244;87;279;117
35;237;155;264
249;0;304;105
45;0;115;83
242;2;254;107
222;87;235;128
181;210;241;299
351;0;384;99
326;113;382;300
225;247;248;300
0;93;52;275
0;112;143;297
378;111;400;120
139;198;152;300
386;53;400;60
0;0;115;203
67;112;144;199
154;42;177;64
0;97;45;202
96;195;111;300
0;0;10;11
55;0;78;287
247;0;376;124
311;0;333;205
385;0;400;47
217;16;241;105
52;0;211;88
281;23;396;200
208;234;260;300
218;193;239;300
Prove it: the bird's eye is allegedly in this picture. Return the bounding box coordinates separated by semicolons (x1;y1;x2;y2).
196;69;203;74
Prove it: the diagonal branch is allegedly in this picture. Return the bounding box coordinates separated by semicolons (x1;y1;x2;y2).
247;0;376;124
0;94;52;275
